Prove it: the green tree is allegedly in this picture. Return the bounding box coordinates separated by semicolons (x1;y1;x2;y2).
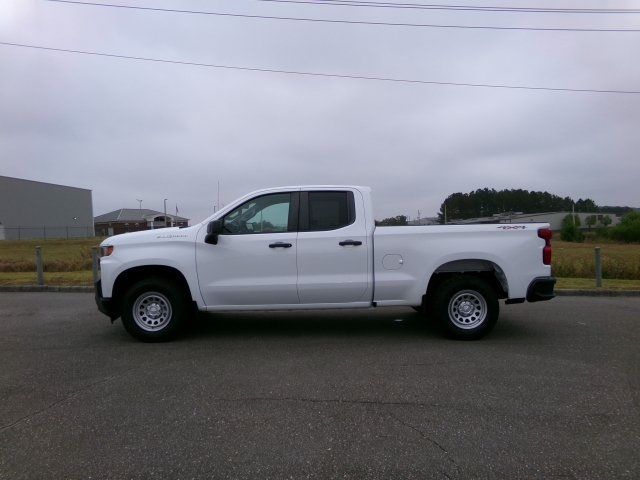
601;215;612;227
575;198;598;212
599;206;634;215
609;212;640;242
560;214;584;242
377;215;408;226
585;215;597;230
437;188;599;222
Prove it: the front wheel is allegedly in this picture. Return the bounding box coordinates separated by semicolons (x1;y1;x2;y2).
430;276;499;340
121;277;190;342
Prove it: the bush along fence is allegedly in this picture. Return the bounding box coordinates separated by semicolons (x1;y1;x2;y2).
551;242;640;281
31;246;100;286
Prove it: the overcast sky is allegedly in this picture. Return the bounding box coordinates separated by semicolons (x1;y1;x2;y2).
1;0;639;223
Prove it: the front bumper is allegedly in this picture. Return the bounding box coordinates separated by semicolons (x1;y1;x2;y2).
526;276;556;302
95;280;119;320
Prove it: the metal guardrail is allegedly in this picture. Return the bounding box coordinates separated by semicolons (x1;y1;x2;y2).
32;245;100;286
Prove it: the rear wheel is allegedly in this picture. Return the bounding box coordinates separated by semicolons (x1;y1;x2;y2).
121;277;190;342
430;276;499;340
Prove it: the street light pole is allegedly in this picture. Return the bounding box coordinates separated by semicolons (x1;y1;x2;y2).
164;198;168;228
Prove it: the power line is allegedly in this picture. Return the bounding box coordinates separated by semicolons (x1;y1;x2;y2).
256;0;640;15
43;0;640;32
2;41;639;95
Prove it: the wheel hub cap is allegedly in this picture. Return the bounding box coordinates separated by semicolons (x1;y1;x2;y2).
448;290;488;330
146;303;162;319
458;301;474;317
132;292;172;332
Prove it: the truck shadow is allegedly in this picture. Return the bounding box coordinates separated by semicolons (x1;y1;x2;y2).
177;308;536;342
182;308;434;339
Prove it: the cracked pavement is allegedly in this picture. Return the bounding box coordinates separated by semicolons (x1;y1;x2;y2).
0;293;638;479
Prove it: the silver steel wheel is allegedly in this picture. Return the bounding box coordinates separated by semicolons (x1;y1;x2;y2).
132;291;173;332
448;289;487;330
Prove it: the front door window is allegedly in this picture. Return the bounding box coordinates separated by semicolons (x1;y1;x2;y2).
223;193;293;235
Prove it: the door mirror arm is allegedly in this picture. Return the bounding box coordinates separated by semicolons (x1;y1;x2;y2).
205;220;224;245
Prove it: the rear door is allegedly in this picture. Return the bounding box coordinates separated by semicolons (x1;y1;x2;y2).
296;189;371;304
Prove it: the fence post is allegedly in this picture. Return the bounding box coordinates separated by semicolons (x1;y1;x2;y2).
43;225;47;240
595;246;602;288
35;246;44;286
91;247;99;284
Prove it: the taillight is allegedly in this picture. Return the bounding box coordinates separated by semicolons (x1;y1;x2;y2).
538;228;552;265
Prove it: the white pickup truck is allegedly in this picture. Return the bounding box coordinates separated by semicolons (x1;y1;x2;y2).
96;186;555;341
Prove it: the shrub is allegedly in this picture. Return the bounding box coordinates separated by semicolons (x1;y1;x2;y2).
594;227;610;240
560;214;584;242
609;212;640;243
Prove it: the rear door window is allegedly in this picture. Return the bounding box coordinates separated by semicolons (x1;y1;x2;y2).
301;191;355;231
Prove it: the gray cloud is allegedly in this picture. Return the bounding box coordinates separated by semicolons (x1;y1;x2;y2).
1;0;639;223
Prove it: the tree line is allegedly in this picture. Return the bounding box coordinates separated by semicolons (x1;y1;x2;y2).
375;188;636;230
436;188;629;223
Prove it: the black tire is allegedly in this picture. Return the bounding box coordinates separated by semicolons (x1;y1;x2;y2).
429;275;499;340
120;277;190;342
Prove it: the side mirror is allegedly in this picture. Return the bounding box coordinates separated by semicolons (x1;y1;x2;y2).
204;220;223;245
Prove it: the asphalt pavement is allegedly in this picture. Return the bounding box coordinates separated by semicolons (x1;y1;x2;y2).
0;293;638;479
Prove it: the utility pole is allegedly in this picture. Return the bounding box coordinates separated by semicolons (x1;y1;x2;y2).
163;198;168;228
136;199;142;210
217;180;220;212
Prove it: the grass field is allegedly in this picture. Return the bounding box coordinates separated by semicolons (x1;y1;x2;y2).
0;238;104;272
0;237;639;288
0;271;93;286
555;277;640;290
552;240;640;280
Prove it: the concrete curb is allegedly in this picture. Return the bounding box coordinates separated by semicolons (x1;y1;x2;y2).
0;285;94;293
554;289;640;297
1;286;639;296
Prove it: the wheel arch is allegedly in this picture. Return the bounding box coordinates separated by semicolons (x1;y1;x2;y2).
111;265;195;318
425;259;509;302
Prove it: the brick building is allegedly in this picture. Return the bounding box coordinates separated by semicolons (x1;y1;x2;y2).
94;209;189;236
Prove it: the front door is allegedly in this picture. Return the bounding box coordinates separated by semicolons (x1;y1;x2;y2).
196;192;299;307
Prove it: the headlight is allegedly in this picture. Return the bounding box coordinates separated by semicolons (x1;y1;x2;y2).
100;245;114;257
